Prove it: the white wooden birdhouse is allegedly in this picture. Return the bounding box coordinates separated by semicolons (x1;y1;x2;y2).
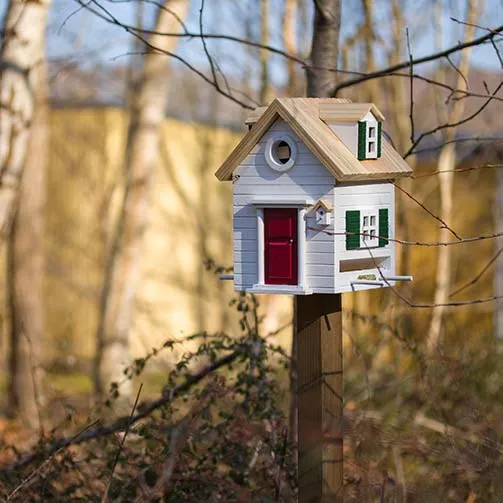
312;200;332;226
215;98;413;294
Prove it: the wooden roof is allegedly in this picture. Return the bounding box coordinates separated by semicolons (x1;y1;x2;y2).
215;98;412;182
312;199;333;212
319;102;385;122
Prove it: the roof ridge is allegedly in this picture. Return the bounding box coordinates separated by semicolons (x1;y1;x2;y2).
216;98;410;182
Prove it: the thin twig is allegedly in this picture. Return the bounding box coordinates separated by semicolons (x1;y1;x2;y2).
413;163;503;178
331;24;503;95
403;79;503;158
5;420;99;501
101;383;144;503
2;349;242;472
449;245;503;297
406;27;415;146
392;181;462;240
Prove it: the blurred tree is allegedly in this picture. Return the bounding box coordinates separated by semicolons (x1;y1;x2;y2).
2;0;52;429
259;0;274;105
94;0;190;411
427;0;478;354
282;0;298;97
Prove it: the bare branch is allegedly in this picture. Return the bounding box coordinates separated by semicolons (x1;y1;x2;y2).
331;24;503;96
2;347;243;472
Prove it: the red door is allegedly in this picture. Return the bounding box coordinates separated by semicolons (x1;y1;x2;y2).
264;208;298;285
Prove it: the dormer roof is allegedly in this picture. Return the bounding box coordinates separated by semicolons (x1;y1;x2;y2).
312;199;333;212
215;98;412;182
318;102;385;122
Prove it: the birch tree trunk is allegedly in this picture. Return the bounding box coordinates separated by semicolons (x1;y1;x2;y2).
94;0;189;411
2;0;51;429
0;0;51;242
426;0;478;354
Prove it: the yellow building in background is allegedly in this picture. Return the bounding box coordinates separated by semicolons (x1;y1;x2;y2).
45;107;293;367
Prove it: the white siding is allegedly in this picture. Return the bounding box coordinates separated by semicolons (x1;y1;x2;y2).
333;181;396;292
328;111;378;159
329;122;357;157
233;119;336;293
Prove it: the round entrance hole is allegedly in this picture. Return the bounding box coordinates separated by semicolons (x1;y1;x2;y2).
265;135;297;172
275;140;291;164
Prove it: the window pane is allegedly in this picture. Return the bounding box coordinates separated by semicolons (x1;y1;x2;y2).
369;126;375;138
370;216;376;225
363;216;368;226
370;229;376;237
369;141;375;153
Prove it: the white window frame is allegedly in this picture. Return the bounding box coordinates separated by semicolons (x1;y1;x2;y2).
361;210;378;247
366;120;378;159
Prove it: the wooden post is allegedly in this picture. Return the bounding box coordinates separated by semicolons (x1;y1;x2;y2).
296;293;343;502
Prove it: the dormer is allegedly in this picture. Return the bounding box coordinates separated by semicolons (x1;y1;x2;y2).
319;103;385;161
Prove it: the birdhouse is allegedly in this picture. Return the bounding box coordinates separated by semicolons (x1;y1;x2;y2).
215;98;413;294
312;200;332;226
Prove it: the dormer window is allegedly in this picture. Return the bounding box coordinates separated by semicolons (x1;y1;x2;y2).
358;120;382;160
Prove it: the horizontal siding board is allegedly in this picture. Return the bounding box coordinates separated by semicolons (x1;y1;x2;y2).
233;263;257;276
239;152;321;166
306;231;333;243
306;241;334;254
234;216;257;228
233;175;334;186
306;276;335;289
235;164;334;180
336;183;392;195
306;251;334;262
233;184;334;196
233;237;257;248
250;139;313;155
234;251;256;263
307;264;335;276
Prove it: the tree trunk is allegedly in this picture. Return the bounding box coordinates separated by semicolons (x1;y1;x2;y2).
0;0;51;242
306;0;341;98
2;0;51;429
94;0;189;412
259;0;273;105
426;0;477;354
494;166;503;339
282;0;298;97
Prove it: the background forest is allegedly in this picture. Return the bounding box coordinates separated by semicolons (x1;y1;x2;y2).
0;0;503;501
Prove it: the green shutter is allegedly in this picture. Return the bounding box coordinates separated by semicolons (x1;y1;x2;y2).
379;208;389;247
377;122;382;157
357;121;366;160
346;210;361;250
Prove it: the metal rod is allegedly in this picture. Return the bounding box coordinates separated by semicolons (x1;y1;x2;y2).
381;275;413;281
350;280;385;286
219;274;234;280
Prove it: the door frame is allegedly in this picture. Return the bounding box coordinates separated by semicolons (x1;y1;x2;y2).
255;205;307;290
